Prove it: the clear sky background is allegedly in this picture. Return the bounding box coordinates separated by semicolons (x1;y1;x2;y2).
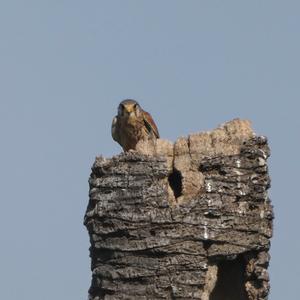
0;1;299;299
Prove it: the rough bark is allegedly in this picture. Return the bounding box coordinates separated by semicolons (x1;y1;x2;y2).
84;119;273;300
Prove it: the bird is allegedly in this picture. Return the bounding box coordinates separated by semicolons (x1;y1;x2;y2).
111;99;160;151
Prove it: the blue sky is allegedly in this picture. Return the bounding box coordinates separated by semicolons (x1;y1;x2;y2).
0;1;299;299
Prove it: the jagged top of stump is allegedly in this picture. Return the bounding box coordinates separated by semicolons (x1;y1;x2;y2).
93;119;269;204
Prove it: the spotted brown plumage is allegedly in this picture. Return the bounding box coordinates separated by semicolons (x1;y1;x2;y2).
111;99;159;151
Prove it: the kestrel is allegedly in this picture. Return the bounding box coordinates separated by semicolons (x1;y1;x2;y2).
111;99;160;151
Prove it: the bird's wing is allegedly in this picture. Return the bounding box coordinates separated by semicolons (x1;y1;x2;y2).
143;110;160;138
111;116;120;142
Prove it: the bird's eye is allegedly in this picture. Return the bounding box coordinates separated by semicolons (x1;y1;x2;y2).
134;103;142;116
118;104;124;115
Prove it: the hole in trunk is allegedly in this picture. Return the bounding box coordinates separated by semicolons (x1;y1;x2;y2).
168;168;183;198
210;256;248;300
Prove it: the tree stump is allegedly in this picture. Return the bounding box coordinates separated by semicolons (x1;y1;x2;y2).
84;119;273;300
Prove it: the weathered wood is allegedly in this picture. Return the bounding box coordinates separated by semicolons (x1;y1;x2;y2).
84;119;273;300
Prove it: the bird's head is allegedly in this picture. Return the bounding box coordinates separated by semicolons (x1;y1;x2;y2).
117;99;142;119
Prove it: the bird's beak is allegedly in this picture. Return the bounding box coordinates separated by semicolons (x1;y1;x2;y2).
124;105;134;116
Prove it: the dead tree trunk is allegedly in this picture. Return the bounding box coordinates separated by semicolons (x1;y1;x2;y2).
84;119;273;300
